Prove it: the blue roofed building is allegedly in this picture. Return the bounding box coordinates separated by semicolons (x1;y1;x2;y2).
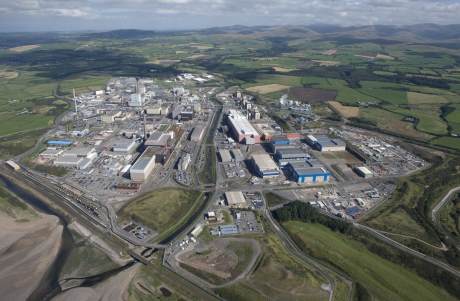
286;161;331;184
47;139;73;146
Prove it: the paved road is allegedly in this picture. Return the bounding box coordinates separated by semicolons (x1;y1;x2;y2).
431;186;460;226
355;223;460;278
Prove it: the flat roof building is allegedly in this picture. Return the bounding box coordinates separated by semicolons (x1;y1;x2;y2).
224;191;247;208
306;135;346;152
145;131;172;147
54;156;83;168
286;161;330;184
275;147;309;165
62;147;96;158
39;148;63;159
227;109;260;145
47;140;73;146
130;147;156;182
112;139;137;154
251;153;280;178
354;166;373;178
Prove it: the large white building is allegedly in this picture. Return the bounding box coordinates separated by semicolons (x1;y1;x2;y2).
130;147;156;182
54;146;97;169
224;191;247;208
251;153;280;178
227;110;260;145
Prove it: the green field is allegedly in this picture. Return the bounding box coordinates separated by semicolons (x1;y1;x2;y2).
119;188;202;234
432;136;460;150
283;221;456;301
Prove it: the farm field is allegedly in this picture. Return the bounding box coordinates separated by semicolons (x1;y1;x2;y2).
358;107;434;141
283;221;456;301
432;137;460;151
246;84;290;94
328;101;359;118
118;188;202;234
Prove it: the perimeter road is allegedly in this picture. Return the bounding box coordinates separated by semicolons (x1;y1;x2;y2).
431;186;460;226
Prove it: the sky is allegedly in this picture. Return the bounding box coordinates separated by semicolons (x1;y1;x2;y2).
0;0;459;32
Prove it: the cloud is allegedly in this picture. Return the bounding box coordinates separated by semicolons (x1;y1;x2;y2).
0;0;459;31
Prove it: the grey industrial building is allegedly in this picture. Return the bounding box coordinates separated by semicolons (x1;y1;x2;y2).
275;147;310;166
112;139;137;153
306;135;346;152
145;131;172;147
250;153;280;178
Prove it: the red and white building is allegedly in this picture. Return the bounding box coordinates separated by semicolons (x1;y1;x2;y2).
226;109;260;144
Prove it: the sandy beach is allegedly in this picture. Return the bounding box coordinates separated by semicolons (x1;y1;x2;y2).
0;211;63;301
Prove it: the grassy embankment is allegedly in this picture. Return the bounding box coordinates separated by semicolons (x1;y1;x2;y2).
284;221;457;301
274;200;460;300
119;188;203;240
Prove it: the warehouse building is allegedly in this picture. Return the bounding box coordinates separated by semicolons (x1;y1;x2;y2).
39;148;63;159
275;147;310;165
54;156;92;169
47;140;73;147
54;146;97;169
224;191;247;208
286;161;330;184
218;149;232;163
130;147;156;182
62;147;97;158
306;135;346;152
354;166;373;178
190;126;205;142
250;153;280;178
227;109;260;145
212;224;239;236
112;139;137;154
145;131;173;147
